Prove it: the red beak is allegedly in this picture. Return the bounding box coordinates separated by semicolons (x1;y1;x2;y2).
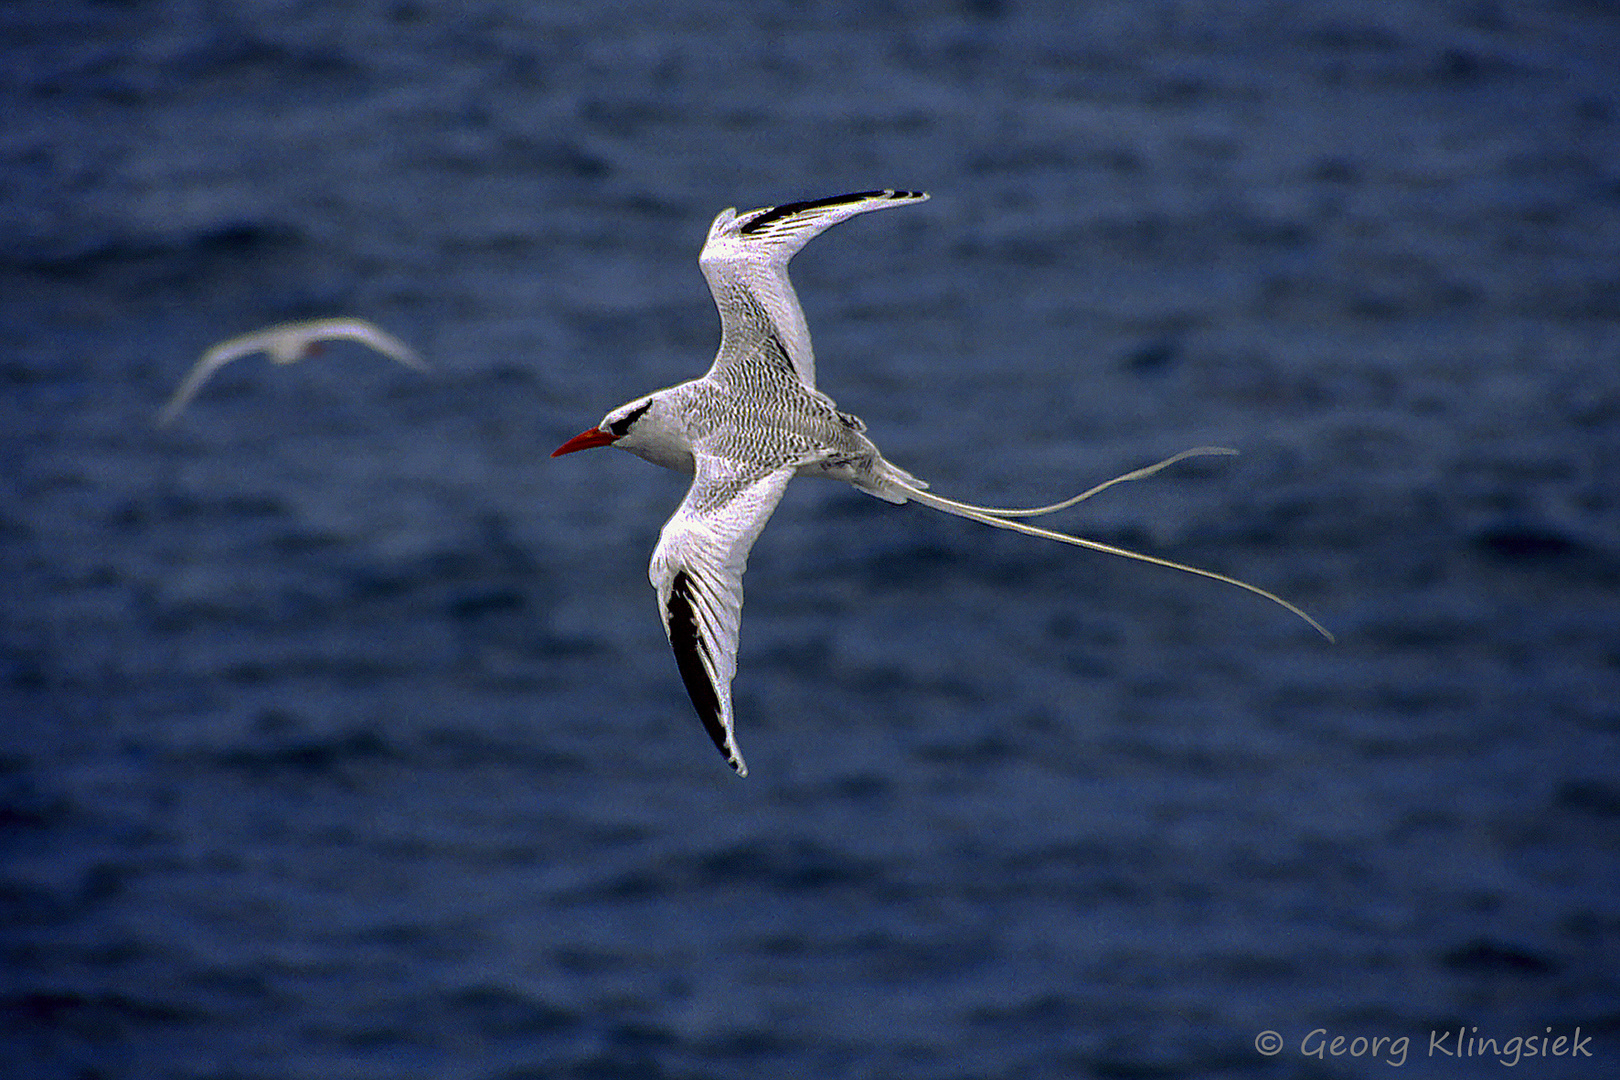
551;427;618;457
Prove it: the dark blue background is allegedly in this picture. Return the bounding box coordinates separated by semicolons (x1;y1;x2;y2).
3;2;1616;1077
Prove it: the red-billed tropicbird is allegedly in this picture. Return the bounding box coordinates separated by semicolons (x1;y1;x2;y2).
158;317;425;426
552;190;1330;775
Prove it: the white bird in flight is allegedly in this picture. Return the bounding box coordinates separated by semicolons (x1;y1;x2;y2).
158;317;425;426
552;189;1331;776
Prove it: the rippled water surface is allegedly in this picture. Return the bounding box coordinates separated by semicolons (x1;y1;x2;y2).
3;2;1618;1077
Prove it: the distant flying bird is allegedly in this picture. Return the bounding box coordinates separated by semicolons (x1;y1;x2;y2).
157;317;426;426
554;189;1333;776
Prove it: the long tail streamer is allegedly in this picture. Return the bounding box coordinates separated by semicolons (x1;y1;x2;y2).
894;448;1334;642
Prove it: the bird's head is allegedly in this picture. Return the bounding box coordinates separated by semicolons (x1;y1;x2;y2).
551;397;654;457
553;395;696;474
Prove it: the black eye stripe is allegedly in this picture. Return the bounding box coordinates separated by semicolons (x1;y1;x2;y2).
609;400;652;437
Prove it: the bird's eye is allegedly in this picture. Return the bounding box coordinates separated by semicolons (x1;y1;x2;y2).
608;400;652;437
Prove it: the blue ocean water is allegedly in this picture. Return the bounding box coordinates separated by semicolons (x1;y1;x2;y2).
2;2;1617;1077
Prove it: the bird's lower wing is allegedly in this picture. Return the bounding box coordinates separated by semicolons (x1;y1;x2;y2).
156;339;260;426
649;459;796;776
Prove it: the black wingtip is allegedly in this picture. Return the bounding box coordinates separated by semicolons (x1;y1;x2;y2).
666;571;745;774
738;189;927;235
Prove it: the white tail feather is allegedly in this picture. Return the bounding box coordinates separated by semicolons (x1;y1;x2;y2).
938;447;1238;518
885;451;1334;642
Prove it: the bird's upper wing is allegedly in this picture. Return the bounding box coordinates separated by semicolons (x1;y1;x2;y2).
649;455;797;776
698;189;928;392
313;319;427;371
155;331;275;426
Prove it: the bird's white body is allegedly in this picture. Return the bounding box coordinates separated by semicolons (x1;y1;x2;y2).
554;190;1329;776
